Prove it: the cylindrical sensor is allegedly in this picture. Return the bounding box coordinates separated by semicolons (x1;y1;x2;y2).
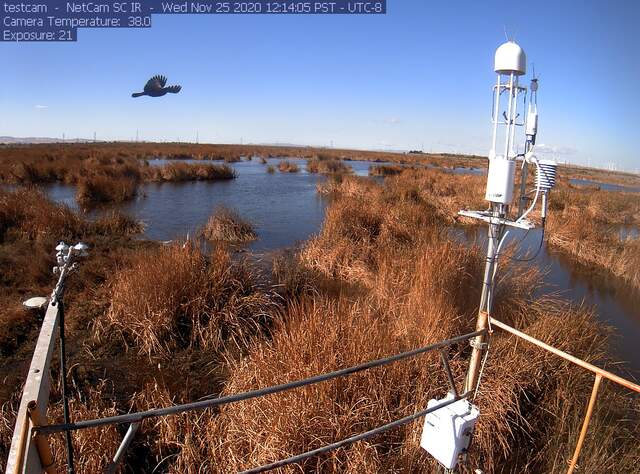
485;158;516;204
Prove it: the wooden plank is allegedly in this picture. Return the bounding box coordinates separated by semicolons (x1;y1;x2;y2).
5;301;60;474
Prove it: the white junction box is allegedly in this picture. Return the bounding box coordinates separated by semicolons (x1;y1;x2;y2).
420;394;480;470
485;158;516;204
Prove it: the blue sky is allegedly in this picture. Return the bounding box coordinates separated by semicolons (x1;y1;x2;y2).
2;0;638;170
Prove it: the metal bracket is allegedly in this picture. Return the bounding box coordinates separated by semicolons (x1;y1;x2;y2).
458;210;535;230
469;339;488;350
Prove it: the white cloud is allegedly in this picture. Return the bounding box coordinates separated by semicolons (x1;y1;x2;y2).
34;105;48;109
385;117;401;125
535;143;577;156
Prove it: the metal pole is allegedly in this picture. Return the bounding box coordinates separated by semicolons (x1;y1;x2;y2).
567;374;602;474
464;207;503;393
490;75;501;156
58;300;75;474
106;422;140;474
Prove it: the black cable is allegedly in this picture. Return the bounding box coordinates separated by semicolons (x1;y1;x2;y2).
239;391;472;474
57;299;75;474
509;219;546;262
35;329;484;435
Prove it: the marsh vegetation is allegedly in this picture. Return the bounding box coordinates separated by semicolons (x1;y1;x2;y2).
201;206;257;244
0;145;639;472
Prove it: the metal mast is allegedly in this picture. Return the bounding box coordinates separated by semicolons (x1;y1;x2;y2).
463;41;528;393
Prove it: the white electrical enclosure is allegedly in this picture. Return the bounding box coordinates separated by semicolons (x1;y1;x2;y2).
485;158;516;204
420;394;480;470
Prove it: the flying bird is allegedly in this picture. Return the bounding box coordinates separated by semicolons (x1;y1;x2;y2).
132;75;181;98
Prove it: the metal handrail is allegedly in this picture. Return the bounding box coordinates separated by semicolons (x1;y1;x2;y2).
489;317;640;474
490;318;640;393
35;329;484;435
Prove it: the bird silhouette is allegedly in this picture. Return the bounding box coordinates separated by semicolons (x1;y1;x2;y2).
132;75;181;98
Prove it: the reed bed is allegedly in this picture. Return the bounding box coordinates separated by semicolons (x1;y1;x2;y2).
277;160;300;173
76;175;137;207
201;206;257;243
2;142;635;188
306;158;352;174
144;162;236;182
141;184;636;472
0;187;85;242
103;242;274;358
0;147;237;206
546;185;640;288
0;188;149;470
49;381;121;473
369;164;404;176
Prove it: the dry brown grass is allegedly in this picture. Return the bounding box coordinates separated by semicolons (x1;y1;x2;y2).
369;164;404;176
76;175;137;207
145;162;236;182
0;187;85;242
48;381;122;473
2;142;635;189
129;168;639;473
149;242;635;473
302;169;488;285
547;184;640;288
0;188;149;470
277;160;300;173
306;158;352;174
201;206;256;243
103;242;274;358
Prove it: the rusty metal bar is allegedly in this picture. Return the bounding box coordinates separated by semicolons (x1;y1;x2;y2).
12;408;31;474
5;300;61;474
490;318;640;393
567;374;602;474
27;402;57;474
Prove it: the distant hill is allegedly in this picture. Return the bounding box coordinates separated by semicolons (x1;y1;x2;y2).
0;136;94;144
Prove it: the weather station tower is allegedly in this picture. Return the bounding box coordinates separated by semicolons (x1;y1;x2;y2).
459;40;558;394
419;40;558;472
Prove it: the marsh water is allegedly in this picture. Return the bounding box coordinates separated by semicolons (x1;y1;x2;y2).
36;158;640;377
569;178;640;193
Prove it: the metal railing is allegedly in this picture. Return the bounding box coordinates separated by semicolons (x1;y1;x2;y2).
489;316;640;474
